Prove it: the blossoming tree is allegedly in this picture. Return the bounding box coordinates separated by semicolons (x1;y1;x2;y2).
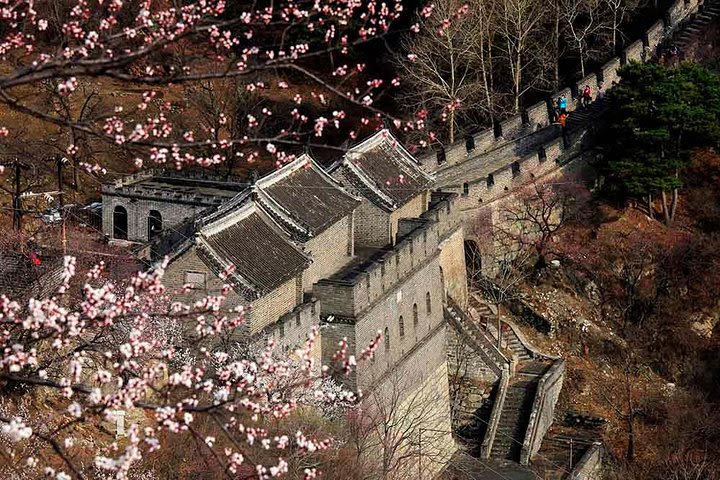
0;0;441;478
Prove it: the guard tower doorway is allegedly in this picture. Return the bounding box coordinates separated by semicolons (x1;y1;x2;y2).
113;206;128;240
148;210;162;240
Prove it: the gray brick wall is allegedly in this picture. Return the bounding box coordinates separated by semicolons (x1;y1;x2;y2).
389;192;427;244
499;115;524;140
646;20;666;53
318;251;446;392
303;215;354;291
438;228;468;308
245;278;298;333
444;142;470;168
624;39;644;64
353;199;391;248
601;58;621;87
576;73;599;100
526;101;550;131
163;246;298;334
163;247;244;305
667;0;687;26
472;129;498;155
269;298;321;356
102;194;206;242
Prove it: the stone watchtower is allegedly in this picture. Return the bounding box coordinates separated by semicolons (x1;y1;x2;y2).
101;170;244;243
315;130;468;478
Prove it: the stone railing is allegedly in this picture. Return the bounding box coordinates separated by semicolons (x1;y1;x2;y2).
520;359;566;465
502;317;560;361
479;366;510;460
569;442;604;480
420;0;699;201
444;297;511;377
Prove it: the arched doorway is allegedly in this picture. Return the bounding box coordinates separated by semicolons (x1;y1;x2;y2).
113;206;128;240
147;210;162;240
464;240;483;284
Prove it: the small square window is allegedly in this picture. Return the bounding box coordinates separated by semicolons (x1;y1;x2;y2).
184;271;207;289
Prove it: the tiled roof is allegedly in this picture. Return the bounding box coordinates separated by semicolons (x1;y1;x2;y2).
340;130;433;211
198;203;309;293
255;154;359;238
0;251;63;300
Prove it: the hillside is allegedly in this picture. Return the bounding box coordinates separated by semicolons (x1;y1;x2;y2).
499;148;720;478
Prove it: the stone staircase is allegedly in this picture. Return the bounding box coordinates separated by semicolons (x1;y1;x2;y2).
502;328;533;362
674;0;720;51
445;298;510;377
488;355;553;461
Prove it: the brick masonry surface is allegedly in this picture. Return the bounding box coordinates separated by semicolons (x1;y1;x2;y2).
302;215;354;291
102;194;207;242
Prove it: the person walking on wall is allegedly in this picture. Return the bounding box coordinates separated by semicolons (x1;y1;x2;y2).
558;95;568;114
596;83;605;111
581;85;592;109
559;112;568;146
558;112;567;129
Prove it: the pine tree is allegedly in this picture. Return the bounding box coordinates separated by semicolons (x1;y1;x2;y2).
601;62;720;224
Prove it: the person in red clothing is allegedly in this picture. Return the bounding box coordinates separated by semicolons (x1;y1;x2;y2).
29;251;42;266
581;84;592;108
558;112;567;128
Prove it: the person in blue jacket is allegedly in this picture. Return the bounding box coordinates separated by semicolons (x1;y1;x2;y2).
557;95;568;114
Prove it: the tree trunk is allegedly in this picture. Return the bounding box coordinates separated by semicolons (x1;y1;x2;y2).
480;38;493;118
449;109;455;144
579;42;585;78
647;193;653;219
514;50;522;113
661;190;671;225
626;415;635;462
670;188;678;221
612;11;618;53
72;159;79;192
553;6;560;90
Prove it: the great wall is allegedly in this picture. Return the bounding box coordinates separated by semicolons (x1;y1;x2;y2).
426;1;710;477
96;1;711;477
419;0;705;247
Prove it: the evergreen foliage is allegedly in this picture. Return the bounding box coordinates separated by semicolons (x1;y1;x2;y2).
600;62;720;221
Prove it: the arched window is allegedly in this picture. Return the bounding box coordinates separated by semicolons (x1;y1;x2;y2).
426;292;432;314
487;174;494;187
112;205;128;240
462;183;469;196
384;327;390;352
512;161;521;177
147;210;162;240
413;304;419;327
399;316;405;337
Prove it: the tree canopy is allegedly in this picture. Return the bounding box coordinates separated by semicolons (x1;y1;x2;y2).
600;62;720;222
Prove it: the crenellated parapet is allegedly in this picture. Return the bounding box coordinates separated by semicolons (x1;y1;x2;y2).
419;0;698;201
102;168;245;206
314;194;460;321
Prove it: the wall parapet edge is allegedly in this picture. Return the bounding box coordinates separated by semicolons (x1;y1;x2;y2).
520;359;566;465
569;442;604;480
480;367;510;459
314;195;460;319
420;0;693;200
